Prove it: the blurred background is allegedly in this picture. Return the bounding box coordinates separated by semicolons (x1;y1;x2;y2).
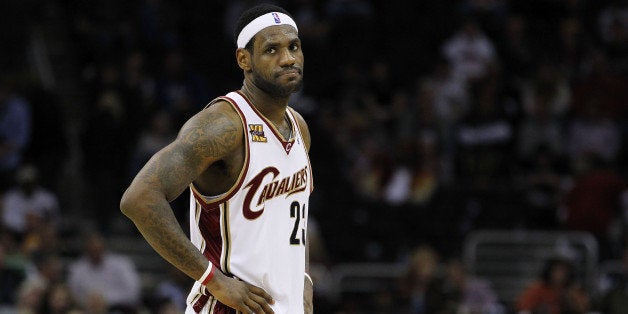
0;0;627;313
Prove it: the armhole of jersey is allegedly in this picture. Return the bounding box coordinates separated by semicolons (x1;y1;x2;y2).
287;107;314;193
202;96;226;110
190;97;251;207
287;107;306;147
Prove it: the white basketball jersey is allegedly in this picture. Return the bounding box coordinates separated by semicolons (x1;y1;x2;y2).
185;91;312;314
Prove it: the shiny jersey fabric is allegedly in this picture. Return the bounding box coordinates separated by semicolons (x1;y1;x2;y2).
185;91;312;314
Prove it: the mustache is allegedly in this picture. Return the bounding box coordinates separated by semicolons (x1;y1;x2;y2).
275;66;302;76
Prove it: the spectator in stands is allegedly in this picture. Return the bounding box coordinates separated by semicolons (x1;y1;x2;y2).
153;265;188;313
15;279;46;313
19;214;60;257
571;50;628;122
497;14;533;82
382;139;420;206
0;78;31;192
39;283;82;314
455;74;515;186
129;110;176;177
13;253;60;313
0;241;25;306
516;257;589;314
67;232;140;312
438;258;504;314
1;165;59;239
517;96;564;165
399;245;441;313
424;60;469;145
83;292;108;314
597;2;628;72
300;217;336;312
556;16;589;77
351;137;391;202
154;50;210;128
518;62;569;159
442;18;497;83
597;1;628;46
382;132;442;207
598;247;628;314
82;62;141;230
566;100;621;170
123;51;157;117
18;252;64;300
561;155;626;259
153;299;181;314
518;145;565;229
381;82;444;206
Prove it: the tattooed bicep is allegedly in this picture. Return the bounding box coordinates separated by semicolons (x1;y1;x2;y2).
178;102;243;160
135;102;243;200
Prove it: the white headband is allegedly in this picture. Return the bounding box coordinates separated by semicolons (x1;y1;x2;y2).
237;12;298;48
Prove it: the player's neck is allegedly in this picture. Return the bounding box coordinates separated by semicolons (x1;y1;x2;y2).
239;81;289;125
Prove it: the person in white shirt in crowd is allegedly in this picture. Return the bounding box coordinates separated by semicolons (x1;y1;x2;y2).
1;164;59;237
0;79;31;192
442;18;497;83
67;231;141;312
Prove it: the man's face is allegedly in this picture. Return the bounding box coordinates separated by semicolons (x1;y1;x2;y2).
249;25;304;97
550;263;569;287
86;234;105;264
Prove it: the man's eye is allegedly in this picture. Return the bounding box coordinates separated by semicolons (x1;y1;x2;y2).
266;48;276;54
290;44;299;51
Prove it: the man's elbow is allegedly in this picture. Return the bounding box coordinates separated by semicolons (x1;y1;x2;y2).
119;188;139;218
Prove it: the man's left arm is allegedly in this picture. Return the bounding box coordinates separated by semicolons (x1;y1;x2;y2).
291;108;313;313
304;241;313;314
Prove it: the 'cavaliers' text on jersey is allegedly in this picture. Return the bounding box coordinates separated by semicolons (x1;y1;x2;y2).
185;91;312;314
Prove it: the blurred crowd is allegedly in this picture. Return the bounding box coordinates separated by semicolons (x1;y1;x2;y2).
1;0;627;313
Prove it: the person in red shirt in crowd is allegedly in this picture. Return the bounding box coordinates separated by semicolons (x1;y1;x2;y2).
516;257;589;314
561;154;626;259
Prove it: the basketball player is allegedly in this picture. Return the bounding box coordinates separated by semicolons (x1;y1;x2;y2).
120;4;313;314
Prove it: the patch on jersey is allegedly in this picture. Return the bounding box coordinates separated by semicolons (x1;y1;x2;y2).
283;141;294;154
249;124;267;142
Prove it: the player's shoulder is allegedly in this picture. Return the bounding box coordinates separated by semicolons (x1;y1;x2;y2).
202;99;243;122
288;107;311;150
288;107;309;130
182;99;243;133
176;99;244;153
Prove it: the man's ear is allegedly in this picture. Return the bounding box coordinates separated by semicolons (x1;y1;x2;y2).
236;48;252;72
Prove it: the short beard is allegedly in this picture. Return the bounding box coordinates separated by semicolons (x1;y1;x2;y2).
251;69;303;98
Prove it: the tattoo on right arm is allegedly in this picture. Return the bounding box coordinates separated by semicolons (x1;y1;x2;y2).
122;103;242;280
